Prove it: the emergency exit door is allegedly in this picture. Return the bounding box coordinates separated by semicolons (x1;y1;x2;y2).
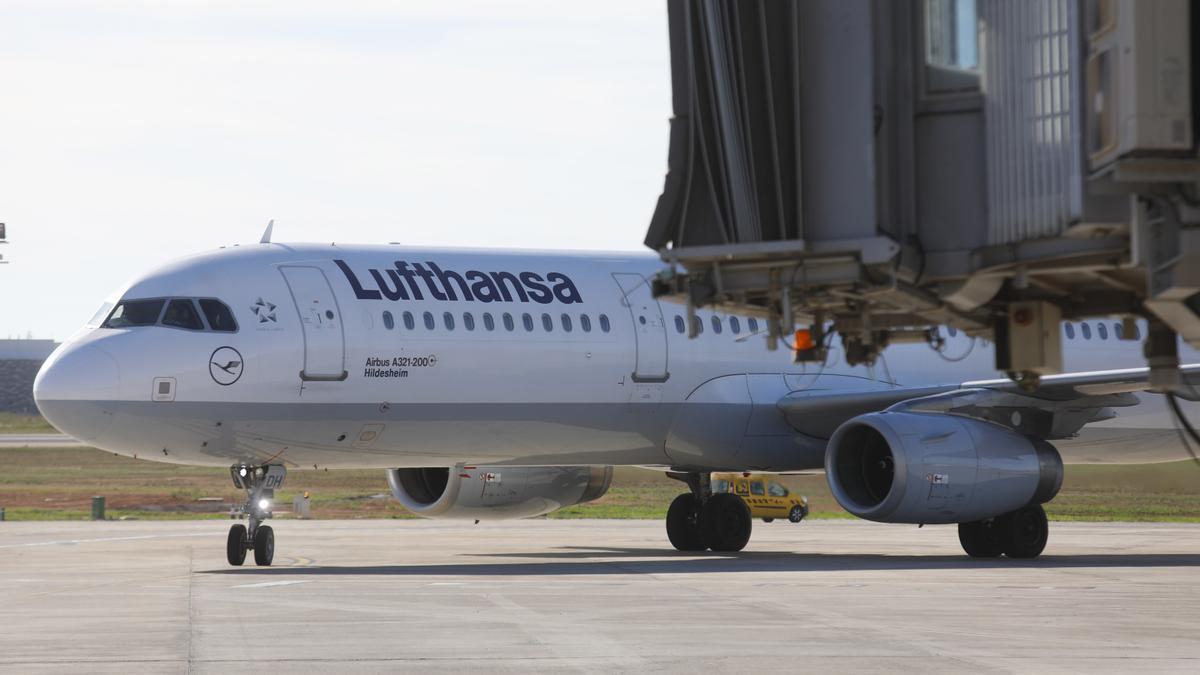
612;273;669;383
280;266;348;381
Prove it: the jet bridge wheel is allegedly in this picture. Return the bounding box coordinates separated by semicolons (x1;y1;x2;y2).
666;494;707;551
226;524;248;566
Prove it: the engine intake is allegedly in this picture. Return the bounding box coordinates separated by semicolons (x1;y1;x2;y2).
386;465;613;520
825;412;1062;524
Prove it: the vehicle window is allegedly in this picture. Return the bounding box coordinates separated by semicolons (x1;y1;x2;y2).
503;313;515;331
580;314;592;332
690;315;703;335
748;317;759;333
522;313;534;331
561;313;572;332
162;299;204;330
103;299;165;328
1097;322;1108;340
423;311;435;330
443;311;455;331
542;313;553;332
88;302;114;327
599;314;611;333
729;316;741;334
1065;323;1075;339
712;479;730;493
711;316;723;334
403;311;415;330
483;312;495;331
750;481;765;496
1081;322;1091;340
463;312;475;331
382;311;394;330
199;299;237;332
768;482;788;497
734;481;750;496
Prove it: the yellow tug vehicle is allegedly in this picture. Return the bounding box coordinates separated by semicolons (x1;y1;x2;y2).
711;473;809;524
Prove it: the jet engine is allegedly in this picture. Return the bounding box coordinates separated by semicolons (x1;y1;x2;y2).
386;465;613;520
825;412;1062;524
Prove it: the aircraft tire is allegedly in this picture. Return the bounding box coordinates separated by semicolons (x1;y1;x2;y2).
998;504;1048;559
666;494;707;551
253;525;275;566
957;520;1004;558
227;524;247;566
701;493;752;552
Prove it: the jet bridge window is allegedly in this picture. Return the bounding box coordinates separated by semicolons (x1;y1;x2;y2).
103;299;165;327
162;299;204;330
198;299;238;332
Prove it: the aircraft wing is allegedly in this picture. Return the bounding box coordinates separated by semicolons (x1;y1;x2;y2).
778;364;1200;441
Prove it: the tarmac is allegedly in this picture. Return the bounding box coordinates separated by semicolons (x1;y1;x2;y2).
0;518;1198;673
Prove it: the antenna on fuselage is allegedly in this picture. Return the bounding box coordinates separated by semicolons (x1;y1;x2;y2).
260;220;274;244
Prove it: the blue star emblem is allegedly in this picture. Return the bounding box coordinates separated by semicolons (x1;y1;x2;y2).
251;297;277;323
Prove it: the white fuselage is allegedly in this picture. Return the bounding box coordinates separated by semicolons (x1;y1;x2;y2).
32;243;1200;470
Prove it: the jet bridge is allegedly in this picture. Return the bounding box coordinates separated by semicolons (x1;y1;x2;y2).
646;0;1200;387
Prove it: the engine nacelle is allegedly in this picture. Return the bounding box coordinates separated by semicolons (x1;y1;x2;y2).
825;412;1062;524
386;465;613;520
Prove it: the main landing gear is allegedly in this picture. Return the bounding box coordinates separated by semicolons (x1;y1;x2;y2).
665;472;753;552
957;503;1049;559
227;464;286;566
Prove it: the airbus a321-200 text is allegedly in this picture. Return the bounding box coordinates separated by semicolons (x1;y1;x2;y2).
33;239;1200;565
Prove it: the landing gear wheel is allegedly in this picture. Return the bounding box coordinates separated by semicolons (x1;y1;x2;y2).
762;518;775;523
958;519;1004;558
998;504;1048;559
253;525;275;566
226;524;247;566
788;505;807;523
701;493;752;552
666;494;706;551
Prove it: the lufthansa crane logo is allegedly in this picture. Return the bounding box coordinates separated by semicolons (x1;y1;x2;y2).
209;346;244;386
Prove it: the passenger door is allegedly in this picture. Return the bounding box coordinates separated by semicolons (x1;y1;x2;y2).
612;273;669;383
280;266;347;381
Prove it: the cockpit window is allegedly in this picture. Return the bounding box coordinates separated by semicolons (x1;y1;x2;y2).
103;299;165;327
162;299;204;330
87;302;114;327
199;299;237;332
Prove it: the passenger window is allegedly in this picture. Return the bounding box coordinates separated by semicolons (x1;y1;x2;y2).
1130;322;1141;339
1065;323;1075;339
1081;323;1091;340
483;312;495;331
748;317;759;333
463;312;475;331
162;299;204;330
948;326;958;337
580;314;592;332
382;311;395;330
443;312;455;331
768;482;788;497
503;313;515;331
1097;323;1108;340
711;316;722;334
542;313;553;332
423;311;435;330
522;313;534;331
599;314;611;333
1114;322;1123;339
750;481;765;496
730;316;741;334
690;315;703;335
675;316;686;333
561;314;572;332
198;299;237;332
403;311;415;330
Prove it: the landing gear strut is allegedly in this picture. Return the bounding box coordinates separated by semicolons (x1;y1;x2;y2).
227;464;285;566
665;472;752;552
958;503;1048;559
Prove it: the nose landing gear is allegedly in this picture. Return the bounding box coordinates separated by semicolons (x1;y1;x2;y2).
227;464;285;566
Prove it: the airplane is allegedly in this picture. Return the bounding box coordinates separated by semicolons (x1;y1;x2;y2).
32;240;1200;566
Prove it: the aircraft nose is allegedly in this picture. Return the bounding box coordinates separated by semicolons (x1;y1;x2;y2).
33;343;120;442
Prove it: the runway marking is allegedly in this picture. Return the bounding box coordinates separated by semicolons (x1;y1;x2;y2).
0;532;210;549
231;580;311;589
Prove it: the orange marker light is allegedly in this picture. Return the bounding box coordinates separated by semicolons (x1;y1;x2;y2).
794;329;815;351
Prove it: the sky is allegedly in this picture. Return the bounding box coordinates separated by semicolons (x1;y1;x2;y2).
0;0;671;341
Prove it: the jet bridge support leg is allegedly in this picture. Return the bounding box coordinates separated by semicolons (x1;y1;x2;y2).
665;471;752;553
226;464;285;566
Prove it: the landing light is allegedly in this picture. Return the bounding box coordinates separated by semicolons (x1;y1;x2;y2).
257;499;270;511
